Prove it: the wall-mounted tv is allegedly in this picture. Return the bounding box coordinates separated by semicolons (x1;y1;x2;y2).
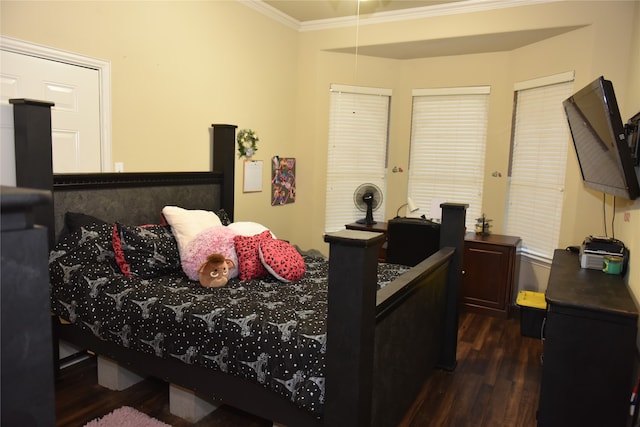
563;76;640;200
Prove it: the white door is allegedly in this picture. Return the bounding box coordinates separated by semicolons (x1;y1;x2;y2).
1;49;103;184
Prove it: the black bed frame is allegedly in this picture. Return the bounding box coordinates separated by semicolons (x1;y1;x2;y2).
11;99;467;427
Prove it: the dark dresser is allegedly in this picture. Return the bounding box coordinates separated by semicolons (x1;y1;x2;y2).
1;186;54;427
537;249;638;427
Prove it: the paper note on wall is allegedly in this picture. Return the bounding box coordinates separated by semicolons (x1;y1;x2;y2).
243;160;263;192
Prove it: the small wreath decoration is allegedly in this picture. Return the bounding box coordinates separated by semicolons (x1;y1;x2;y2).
237;128;259;159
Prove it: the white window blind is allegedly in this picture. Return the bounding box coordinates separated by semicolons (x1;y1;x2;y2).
506;72;574;261
325;84;390;232
408;87;490;230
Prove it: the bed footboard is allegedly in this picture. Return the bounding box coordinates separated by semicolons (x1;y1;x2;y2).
373;249;452;427
323;203;466;427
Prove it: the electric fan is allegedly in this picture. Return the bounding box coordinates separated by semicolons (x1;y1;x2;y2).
353;183;383;225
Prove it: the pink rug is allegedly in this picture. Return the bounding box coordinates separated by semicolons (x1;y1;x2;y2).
83;406;172;427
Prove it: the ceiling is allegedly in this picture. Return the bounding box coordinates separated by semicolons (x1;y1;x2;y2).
327;26;583;60
259;0;582;60
262;0;466;23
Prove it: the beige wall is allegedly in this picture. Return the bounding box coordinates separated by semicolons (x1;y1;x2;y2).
619;2;640;306
1;0;301;241
294;1;640;299
2;1;639;298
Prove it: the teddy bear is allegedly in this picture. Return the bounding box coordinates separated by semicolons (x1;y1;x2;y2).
181;226;239;282
198;253;236;288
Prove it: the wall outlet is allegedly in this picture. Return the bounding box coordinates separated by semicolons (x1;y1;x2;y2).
624;211;630;222
114;162;124;172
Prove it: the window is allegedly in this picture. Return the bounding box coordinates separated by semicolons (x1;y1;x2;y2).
408;86;490;230
506;71;575;261
325;84;390;232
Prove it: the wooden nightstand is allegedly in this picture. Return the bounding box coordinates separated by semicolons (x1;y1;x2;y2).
461;232;521;318
345;221;387;262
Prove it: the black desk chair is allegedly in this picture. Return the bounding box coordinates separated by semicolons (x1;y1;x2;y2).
385;217;440;266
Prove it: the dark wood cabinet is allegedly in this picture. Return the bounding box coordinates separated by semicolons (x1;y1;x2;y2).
537;249;638;427
345;221;387;262
461;232;521;318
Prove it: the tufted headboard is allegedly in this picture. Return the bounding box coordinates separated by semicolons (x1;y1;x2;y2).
52;171;225;241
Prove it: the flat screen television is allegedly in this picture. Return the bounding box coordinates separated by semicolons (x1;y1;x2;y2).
563;76;640;200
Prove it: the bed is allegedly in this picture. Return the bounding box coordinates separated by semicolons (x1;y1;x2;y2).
12;100;468;427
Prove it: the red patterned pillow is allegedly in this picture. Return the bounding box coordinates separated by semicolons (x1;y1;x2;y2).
259;239;306;283
234;230;273;281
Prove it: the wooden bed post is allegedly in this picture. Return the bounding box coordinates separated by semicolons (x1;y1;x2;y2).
437;202;467;371
323;229;385;427
211;124;237;221
9;98;56;247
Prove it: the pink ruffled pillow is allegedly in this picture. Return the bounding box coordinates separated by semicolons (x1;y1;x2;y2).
234;230;273;281
259;239;306;283
181;226;238;281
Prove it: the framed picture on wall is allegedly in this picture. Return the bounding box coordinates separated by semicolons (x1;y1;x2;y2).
271;156;295;205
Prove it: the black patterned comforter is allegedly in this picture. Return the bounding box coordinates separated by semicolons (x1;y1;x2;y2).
49;222;410;418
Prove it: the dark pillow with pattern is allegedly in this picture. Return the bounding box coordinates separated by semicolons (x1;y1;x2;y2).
112;222;180;278
58;212;109;242
216;209;232;226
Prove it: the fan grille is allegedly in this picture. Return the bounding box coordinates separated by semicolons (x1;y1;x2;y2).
353;183;383;225
353;183;383;211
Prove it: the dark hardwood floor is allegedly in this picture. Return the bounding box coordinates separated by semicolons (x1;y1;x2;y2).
55;311;543;427
399;310;542;427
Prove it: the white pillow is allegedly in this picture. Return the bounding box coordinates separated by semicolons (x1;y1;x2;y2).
162;206;222;254
227;221;276;238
